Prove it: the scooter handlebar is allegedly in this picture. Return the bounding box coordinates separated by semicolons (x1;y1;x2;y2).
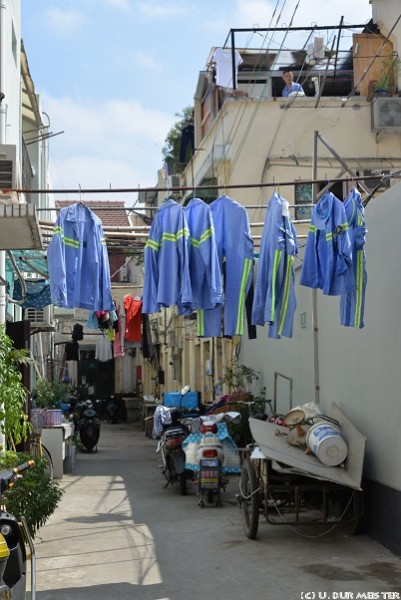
0;460;35;493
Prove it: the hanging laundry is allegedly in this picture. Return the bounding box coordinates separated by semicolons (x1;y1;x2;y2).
47;203;114;311
211;47;243;88
340;187;368;328
124;295;142;342
197;195;254;337
65;339;80;361
86;311;100;329
142;313;156;361
95;335;113;362
252;192;298;339
113;304;125;358
184;197;222;311
72;323;84;341
300;192;354;296
142;198;192;314
12;278;52;309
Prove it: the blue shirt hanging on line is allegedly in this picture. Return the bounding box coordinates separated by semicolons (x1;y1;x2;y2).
47;203;114;311
196;195;254;337
142;199;193;314
184;197;222;311
252;192;298;339
340;187;367;328
300;192;355;296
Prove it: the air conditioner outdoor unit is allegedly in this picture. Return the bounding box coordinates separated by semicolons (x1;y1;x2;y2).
25;304;54;328
0;144;16;189
371;97;401;132
168;174;181;190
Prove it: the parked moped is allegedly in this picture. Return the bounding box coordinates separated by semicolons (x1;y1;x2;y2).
0;460;36;599
78;400;101;452
156;386;194;495
182;411;241;508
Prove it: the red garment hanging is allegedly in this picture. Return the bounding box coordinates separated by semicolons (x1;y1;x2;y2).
124;295;142;342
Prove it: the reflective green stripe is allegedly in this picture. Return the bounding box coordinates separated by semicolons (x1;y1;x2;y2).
278;255;294;335
146;227;190;250
270;250;282;322
354;250;364;328
197;310;204;337
309;224;317;234
52;227;80;249
145;239;161;250
176;227;190;240
63;236;80;248
235;258;252;335
190;227;213;248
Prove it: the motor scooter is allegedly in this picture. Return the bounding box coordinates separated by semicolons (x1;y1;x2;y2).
182;411;241;508
0;460;36;599
155;386;194;495
78;400;101;452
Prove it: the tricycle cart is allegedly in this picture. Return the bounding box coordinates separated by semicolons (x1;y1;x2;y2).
237;402;366;539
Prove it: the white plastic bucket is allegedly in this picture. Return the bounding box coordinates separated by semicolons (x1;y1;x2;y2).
306;422;348;466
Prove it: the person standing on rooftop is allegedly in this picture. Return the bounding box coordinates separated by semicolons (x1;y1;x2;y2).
282;69;305;97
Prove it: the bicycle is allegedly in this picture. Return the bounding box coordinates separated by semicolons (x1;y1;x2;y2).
29;410;54;479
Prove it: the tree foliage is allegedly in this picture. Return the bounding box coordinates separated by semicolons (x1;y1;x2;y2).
0;325;35;447
162;105;194;173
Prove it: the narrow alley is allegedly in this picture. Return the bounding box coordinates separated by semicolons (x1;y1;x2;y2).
33;423;401;600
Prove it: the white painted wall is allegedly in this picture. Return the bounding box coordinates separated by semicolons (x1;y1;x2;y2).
241;180;401;491
1;1;20;147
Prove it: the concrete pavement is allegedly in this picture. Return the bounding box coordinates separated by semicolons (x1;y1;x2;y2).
33;422;401;600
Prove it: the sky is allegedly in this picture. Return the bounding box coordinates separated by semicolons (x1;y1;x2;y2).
21;0;373;206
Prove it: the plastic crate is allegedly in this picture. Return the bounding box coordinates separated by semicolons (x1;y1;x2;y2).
162;391;200;410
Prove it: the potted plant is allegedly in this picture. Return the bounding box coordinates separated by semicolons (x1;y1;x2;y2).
374;55;400;96
220;361;264;447
32;378;70;409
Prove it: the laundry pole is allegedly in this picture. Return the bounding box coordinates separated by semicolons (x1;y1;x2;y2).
311;131;320;405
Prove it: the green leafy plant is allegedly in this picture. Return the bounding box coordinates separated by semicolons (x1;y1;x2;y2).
32;378;70;409
374;55;401;92
0;325;36;448
0;451;64;538
162;105;194;172
220;361;264;447
222;361;260;398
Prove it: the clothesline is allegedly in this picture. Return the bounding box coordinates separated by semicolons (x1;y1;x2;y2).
12;172;399;199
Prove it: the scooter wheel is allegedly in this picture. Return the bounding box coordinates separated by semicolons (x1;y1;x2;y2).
199;499;205;508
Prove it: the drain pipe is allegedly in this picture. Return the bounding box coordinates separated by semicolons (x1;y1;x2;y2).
0;2;7;328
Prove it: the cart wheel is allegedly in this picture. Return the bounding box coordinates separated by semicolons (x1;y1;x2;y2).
240;458;260;539
348;490;367;535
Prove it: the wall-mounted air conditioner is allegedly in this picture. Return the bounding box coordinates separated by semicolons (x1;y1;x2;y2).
25;304;54;328
371;97;401;132
0;145;17;189
168;174;181;190
362;169;391;191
